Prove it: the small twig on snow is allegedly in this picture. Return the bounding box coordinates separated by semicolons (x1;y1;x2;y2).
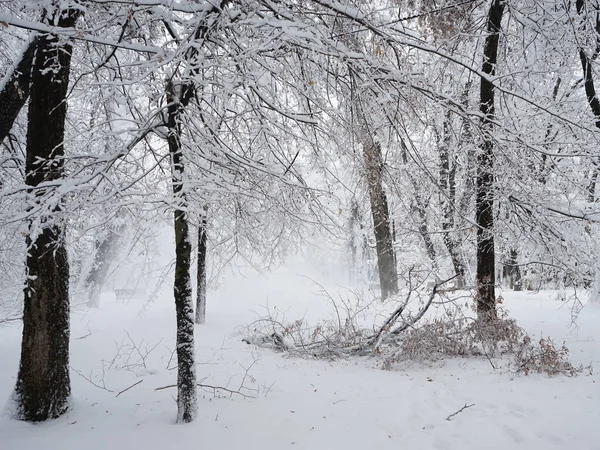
446;403;475;421
116;379;144;397
154;383;256;399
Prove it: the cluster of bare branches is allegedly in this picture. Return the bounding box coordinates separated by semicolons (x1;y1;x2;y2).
243;280;591;378
241;277;455;358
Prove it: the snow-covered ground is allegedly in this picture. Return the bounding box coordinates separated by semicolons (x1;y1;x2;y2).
1;265;599;450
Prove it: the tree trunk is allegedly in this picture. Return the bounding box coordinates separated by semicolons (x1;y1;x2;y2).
0;37;39;145
411;193;437;266
502;249;522;291
162;1;229;420
576;0;600;202
85;225;125;308
166;82;197;423
363;140;398;299
13;8;79;422
476;0;505;321
439;111;465;288
195;208;208;325
576;0;600;295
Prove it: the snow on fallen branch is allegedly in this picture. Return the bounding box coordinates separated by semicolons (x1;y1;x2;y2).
240;277;592;377
241;275;456;359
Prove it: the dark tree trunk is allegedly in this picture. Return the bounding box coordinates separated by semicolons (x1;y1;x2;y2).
14;8;79;422
162;2;230;421
577;1;600;201
363;140;398;299
476;0;505;321
195;208;208;325
167;82;197;423
0;37;39;145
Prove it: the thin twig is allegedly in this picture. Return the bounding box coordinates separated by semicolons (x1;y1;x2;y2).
116;379;144;397
446;403;475;421
154;383;256;399
71;367;114;392
75;324;92;340
0;316;22;324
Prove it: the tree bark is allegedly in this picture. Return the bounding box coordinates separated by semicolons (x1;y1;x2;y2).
167;81;197;423
363;140;398;299
0;37;39;146
476;0;505;321
195;208;208;325
13;7;79;422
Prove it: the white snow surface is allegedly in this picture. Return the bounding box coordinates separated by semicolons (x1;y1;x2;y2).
1;265;599;450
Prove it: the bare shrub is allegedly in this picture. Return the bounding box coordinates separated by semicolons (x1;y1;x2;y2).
393;307;590;377
398;307;473;361
513;336;591;377
389;305;524;363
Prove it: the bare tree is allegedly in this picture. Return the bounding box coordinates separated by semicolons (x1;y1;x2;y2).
476;0;505;321
166;79;197;423
576;0;600;201
362;137;399;299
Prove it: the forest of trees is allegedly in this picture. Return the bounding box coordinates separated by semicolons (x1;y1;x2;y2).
1;0;600;423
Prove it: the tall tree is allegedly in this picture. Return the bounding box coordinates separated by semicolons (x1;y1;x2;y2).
476;0;505;321
576;0;600;201
162;0;233;422
166;79;197;423
362;137;399;299
344;26;399;299
13;5;80;421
